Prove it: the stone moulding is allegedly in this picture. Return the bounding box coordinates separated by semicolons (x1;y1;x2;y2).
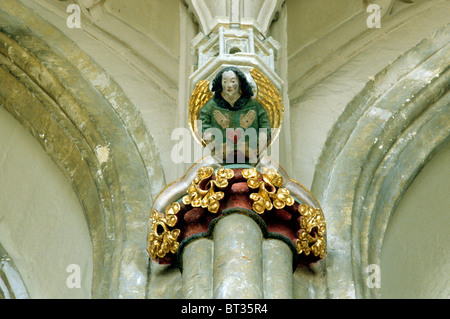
311;24;450;299
0;0;164;298
0;244;29;299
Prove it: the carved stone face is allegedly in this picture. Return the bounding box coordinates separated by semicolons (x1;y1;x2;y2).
221;70;240;103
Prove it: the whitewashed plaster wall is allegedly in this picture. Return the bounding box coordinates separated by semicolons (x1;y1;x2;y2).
286;0;449;188
0;107;93;298
380;141;450;298
284;0;449;299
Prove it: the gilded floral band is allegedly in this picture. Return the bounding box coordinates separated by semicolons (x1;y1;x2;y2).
147;166;327;263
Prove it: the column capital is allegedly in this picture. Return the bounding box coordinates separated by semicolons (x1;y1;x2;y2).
147;160;327;267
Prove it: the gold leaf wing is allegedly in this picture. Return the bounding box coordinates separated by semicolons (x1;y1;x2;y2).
250;68;284;130
188;80;213;145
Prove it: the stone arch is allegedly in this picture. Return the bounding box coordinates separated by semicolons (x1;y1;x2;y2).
311;24;449;298
0;1;164;298
0;243;28;299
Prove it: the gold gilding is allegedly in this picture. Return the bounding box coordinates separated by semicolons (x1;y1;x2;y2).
250;68;284;130
296;204;327;259
147;166;327;261
242;167;294;214
147;167;235;259
188;80;214;146
182;166;234;214
147;202;181;259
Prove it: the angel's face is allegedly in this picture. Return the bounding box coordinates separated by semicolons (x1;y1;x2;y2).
222;71;240;99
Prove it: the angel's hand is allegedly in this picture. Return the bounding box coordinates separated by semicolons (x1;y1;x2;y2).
214;110;230;129
239;110;256;129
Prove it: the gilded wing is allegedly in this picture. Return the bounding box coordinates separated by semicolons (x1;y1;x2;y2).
250;68;284;130
188;80;213;145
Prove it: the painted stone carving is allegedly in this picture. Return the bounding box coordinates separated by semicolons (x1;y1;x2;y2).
189;66;283;163
147;66;326;269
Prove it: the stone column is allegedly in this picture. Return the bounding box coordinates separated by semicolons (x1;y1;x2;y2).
262;239;294;298
179;210;296;299
181;238;214;298
212;213;264;299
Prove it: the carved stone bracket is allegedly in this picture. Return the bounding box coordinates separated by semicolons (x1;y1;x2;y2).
184;0;285;107
146;165;327;264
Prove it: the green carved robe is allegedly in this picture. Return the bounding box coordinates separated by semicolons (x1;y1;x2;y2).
199;94;271;158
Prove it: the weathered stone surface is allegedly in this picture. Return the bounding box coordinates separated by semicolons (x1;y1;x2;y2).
212;213;264;299
311;24;450;298
182;238;213;298
262;239;294;298
0;0;165;298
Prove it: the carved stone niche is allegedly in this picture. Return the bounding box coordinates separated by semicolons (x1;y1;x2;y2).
193;26;280;74
185;0;285;94
189;26;282;108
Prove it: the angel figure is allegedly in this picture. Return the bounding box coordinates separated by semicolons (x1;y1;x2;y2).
189;66;284;164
